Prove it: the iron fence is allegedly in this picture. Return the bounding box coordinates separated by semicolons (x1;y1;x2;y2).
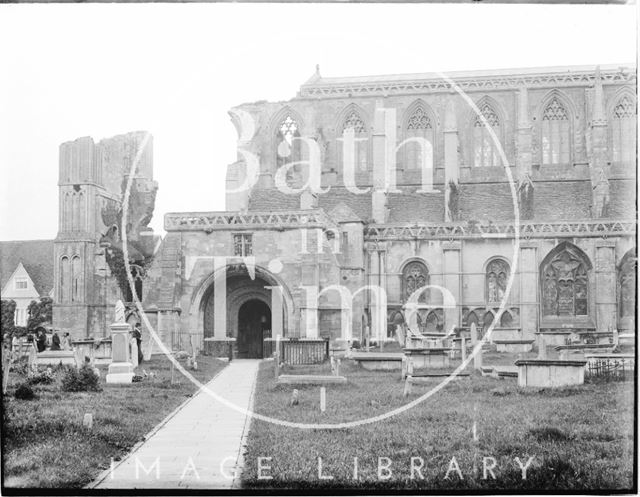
585;358;635;382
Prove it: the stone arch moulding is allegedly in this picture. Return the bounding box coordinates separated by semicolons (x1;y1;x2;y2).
465;95;508;130
400;258;430;304
605;86;636;119
403;99;438;129
335;102;370;133
484;256;511;305
189;263;295;339
536;89;578;123
617;247;636;323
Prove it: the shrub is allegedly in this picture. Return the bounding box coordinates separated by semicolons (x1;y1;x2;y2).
14;383;36;400
27;368;54;385
61;365;102;392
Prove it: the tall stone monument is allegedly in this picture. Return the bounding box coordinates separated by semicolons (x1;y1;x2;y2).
106;301;135;384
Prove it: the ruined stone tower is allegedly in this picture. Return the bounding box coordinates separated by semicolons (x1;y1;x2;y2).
53;131;158;339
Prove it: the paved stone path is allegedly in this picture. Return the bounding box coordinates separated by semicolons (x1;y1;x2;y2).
93;359;260;489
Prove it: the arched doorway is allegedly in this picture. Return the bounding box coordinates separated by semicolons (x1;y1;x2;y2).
237;299;271;359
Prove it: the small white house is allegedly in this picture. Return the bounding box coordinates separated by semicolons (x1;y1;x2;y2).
0;240;54;327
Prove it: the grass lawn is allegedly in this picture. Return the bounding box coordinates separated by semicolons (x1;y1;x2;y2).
242;357;635;491
2;354;227;489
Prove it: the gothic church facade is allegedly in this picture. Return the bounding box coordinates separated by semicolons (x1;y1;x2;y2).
53;65;637;358
138;65;637;357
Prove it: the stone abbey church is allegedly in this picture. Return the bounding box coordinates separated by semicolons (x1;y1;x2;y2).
53;65;636;358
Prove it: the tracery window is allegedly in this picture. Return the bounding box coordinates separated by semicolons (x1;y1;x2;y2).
541;97;570;165
611;96;636;163
473;103;501;167
341;110;368;171
276;114;301;169
619;249;636;319
486;259;509;304
402;261;429;303
405;106;434;170
541;244;590;317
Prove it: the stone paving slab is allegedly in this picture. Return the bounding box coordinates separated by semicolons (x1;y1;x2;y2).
93;359;260;490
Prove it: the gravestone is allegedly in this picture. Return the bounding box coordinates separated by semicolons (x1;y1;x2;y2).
537;334;547;360
470;323;478;346
130;339;139;368
2;350;12;394
106;300;135;384
395;325;405;347
461;337;467;362
470;323;483;370
83;413;93;430
320;387;326;412
28;344;37;369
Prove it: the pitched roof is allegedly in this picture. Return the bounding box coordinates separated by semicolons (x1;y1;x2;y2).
0;240;54;297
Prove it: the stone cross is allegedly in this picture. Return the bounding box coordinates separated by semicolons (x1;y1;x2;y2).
114;300;126;324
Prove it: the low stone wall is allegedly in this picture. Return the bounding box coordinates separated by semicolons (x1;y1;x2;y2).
494;340;534;353
203;338;236;359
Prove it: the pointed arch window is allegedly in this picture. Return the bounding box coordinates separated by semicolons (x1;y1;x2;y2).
341;110;369;171
473;102;501;167
275;114;301;169
541;244;590;317
541;97;570;165
619;249;636;319
402;261;429;303
405;106;434;171
71;256;82;302
611;96;636;163
486;258;509;304
60;256;71;304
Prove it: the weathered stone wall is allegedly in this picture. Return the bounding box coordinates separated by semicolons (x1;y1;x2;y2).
54;131;157;339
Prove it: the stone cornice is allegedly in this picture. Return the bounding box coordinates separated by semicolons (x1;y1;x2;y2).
298;67;636;99
364;219;636;241
164;209;335;232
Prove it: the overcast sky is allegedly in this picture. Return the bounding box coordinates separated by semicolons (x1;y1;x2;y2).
0;3;635;241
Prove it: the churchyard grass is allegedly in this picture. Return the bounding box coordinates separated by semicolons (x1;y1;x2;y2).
242;357;635;491
2;355;227;489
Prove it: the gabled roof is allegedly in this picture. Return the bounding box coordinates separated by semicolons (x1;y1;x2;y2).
0;240;54;297
328;202;363;224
